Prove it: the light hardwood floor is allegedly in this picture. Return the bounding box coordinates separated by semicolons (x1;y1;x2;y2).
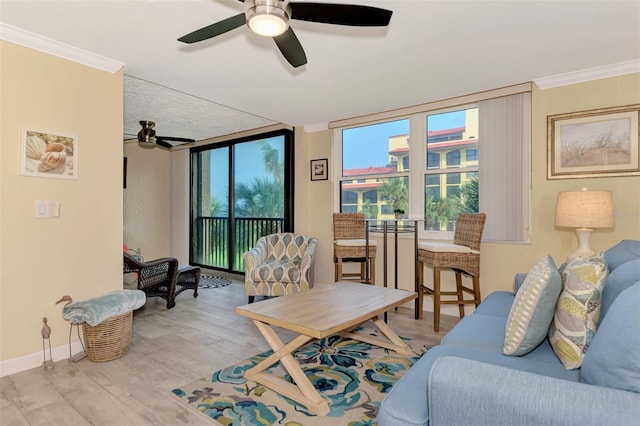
1;279;459;426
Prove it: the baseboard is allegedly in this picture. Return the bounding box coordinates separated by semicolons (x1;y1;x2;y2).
0;340;85;377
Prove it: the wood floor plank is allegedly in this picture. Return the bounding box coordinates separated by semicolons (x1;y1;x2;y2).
1;280;458;425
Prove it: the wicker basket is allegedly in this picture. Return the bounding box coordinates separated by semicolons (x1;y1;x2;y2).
81;310;133;362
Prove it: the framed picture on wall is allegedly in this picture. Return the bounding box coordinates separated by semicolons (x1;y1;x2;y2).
20;128;78;180
310;158;328;181
547;104;640;179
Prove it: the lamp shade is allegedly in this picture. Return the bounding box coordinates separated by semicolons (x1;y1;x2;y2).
555;188;614;229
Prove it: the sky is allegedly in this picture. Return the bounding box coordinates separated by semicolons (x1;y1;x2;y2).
342;110;466;170
209;136;284;202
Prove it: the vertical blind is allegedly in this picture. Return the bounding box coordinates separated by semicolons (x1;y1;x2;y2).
479;92;531;242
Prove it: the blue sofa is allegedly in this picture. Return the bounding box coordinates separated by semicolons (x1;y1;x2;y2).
378;240;640;425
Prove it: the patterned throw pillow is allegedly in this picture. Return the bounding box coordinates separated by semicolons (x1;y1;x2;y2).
549;253;608;370
503;256;562;356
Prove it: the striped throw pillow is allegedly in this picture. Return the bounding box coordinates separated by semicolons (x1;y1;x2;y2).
504;255;562;356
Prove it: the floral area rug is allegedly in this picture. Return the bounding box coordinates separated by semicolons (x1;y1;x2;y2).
199;274;232;289
171;327;431;425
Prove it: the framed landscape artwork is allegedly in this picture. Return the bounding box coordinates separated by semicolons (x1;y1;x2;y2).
20;128;78;180
310;158;328;181
547;104;640;179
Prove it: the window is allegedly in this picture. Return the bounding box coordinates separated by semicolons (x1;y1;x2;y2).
342;190;358;204
466;148;478;161
363;190;378;204
190;129;294;272
334;87;531;242
424;108;479;231
445;150;461;167
339;119;410;219
427;152;440;169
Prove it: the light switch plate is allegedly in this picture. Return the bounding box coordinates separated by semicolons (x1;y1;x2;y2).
35;200;50;219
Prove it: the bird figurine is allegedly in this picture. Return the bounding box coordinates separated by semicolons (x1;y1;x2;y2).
55;295;73;306
54;294;87;362
41;317;51;339
41;317;53;369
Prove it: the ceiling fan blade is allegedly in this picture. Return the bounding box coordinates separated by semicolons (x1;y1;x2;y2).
289;3;392;26
273;27;307;68
178;13;246;44
155;139;173;149
157;136;196;143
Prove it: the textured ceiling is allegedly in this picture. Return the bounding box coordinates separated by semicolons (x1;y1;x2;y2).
123;75;277;141
1;0;639;143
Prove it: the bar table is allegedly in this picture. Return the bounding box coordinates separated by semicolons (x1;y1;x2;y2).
365;219;421;320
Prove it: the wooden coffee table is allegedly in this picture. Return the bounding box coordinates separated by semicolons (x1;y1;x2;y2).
235;282;417;416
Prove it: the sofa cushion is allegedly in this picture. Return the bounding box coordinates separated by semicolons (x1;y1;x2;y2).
473;291;515;317
441;312;568;366
601;258;640;321
377;344;579;426
549;253;608;369
503;256;562;356
580;281;640;393
604;239;640;272
441;313;507;353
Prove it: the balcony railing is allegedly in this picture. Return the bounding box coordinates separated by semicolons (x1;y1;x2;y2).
193;216;284;272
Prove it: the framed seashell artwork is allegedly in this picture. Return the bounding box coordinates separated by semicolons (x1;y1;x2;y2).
20;128;78;180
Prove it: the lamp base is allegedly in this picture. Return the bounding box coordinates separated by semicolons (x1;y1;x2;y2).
566;228;594;263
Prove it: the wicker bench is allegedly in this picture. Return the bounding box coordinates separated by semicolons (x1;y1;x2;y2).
175;265;201;300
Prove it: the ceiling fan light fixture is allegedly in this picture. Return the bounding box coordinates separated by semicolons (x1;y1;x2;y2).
245;0;290;37
137;120;157;147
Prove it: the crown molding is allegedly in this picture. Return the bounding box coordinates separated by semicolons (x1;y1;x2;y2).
0;23;124;73
534;59;640;89
303;122;329;133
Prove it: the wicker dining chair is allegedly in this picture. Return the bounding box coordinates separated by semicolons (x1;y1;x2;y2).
417;213;486;331
333;213;377;284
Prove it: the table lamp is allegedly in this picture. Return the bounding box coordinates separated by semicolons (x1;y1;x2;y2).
555;187;614;262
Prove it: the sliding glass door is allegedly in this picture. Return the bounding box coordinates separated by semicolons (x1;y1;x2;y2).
191;130;294;273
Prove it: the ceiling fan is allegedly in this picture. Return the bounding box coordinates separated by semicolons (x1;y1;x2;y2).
135;121;196;149
177;0;392;68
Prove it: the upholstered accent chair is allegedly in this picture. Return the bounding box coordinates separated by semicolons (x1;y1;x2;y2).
243;233;318;303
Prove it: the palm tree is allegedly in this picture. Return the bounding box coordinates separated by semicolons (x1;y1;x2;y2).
258;140;283;184
234;177;284;218
209;195;227;216
379;178;408;213
359;199;377;219
459;176;479;213
424;193;461;230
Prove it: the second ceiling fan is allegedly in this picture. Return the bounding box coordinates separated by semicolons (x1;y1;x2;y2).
177;0;393;68
137;121;195;149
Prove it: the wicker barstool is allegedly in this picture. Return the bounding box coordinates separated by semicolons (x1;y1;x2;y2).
333;213;377;284
417;213;486;331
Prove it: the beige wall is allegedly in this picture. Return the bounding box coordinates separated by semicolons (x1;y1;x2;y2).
0;41;123;364
123;141;172;260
